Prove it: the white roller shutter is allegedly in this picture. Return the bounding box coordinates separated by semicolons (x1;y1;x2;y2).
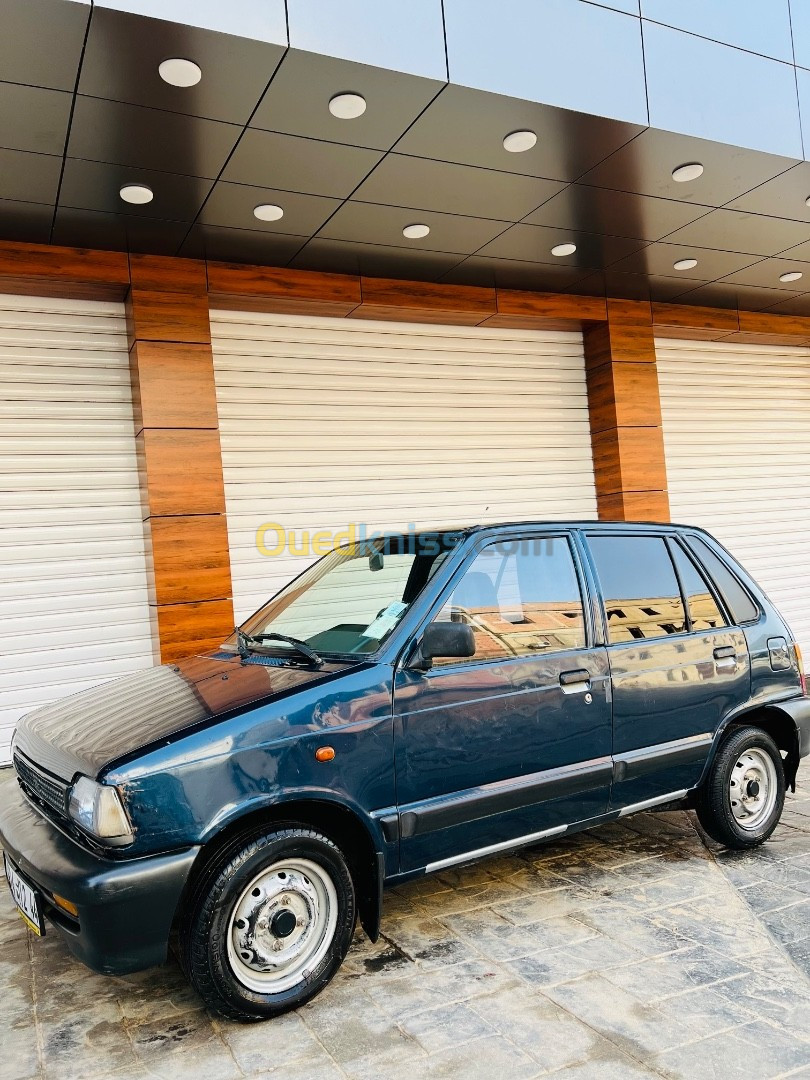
0;294;156;764
211;310;598;621
657;337;810;658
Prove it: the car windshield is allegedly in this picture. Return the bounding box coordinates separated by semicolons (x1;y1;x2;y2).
230;533;461;657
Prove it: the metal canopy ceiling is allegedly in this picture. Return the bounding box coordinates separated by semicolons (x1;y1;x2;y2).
5;1;810;314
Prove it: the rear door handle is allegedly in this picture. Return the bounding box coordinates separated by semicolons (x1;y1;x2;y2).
560;669;591;691
713;646;736;660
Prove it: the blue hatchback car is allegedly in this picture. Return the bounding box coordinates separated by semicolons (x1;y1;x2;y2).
2;521;809;1019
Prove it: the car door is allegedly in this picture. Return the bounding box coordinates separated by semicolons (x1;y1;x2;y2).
585;532;751;810
392;532;612;873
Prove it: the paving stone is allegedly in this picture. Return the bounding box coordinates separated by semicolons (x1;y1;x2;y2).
658;984;755;1038
602;945;751;1002
218;1008;327;1073
492;884;595;925
737;879;810;914
508;932;646;988
444;910;596;961
759;902;810;944
399;1001;494;1053
365;957;519;1018
653;1020;810;1080
470;985;622;1072
363;1033;539;1080
544;971;695;1058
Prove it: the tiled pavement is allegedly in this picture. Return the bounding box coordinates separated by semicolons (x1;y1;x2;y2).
6;780;810;1080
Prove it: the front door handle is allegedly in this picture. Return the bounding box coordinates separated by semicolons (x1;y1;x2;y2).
560;669;591;691
713;645;736;660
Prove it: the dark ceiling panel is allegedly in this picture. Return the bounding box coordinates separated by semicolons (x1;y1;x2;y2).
0;199;53;244
67;97;242;179
394;84;645;183
0;0;90;92
290;237;464;281
473;222;647;268
222;130;384;198
578;128;799;206
726;163;810;223
0;83;72;157
441;255;595;292
179;225;307;265
59;158;214;221
198;182;341;236
318;202;511;255
79;8;285;126
717;257;810;292
661;208;810;257
94;1;288;43
607;242;761;281
0;149;62;205
770;236;810;265
672;280;804;311
352;154;564;222
760;293;810;316
251;51;444;152
574;269;694;302
523;184;712;241
52;205;190;255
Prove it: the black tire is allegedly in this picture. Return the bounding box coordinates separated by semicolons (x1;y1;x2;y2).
179;824;356;1021
696;726;785;849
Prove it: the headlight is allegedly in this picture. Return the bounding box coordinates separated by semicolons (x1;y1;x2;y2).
68;776;134;846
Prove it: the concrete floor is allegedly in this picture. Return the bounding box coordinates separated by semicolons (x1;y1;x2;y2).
6;779;810;1080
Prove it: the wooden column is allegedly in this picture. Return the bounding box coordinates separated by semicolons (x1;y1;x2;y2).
584;298;670;522
127;254;234;663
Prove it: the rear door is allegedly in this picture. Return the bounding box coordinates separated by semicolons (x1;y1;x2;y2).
393;531;612;873
585;532;750;810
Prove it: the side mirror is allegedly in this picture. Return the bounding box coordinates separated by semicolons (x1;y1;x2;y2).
411;622;475;670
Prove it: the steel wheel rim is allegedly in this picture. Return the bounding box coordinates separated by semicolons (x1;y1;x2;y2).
729;747;778;831
226;857;338;994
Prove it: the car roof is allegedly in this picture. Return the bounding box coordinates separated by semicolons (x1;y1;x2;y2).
401;520;706;536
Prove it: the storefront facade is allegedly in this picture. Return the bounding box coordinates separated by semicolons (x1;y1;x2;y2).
2;0;810;759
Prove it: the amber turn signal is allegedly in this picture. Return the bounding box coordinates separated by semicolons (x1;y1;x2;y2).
52;893;79;917
315;746;335;762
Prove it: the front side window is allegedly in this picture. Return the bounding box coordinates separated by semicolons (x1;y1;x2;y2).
431;537;587;664
235;535;456;656
670;541;726;632
588;535;687;644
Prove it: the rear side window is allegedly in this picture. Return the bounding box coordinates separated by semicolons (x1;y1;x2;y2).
684;536;760;625
669;541;726;631
588;535;687;644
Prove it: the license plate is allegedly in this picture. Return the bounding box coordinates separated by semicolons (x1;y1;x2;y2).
3;854;45;936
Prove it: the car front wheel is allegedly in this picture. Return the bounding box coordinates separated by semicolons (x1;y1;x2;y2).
180;825;356;1021
696;726;785;849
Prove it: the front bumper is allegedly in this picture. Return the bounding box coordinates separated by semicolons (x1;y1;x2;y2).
0;775;200;975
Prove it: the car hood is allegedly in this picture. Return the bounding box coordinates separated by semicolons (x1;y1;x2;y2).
12;652;347;781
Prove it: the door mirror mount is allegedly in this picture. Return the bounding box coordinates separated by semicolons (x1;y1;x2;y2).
410;622;475;671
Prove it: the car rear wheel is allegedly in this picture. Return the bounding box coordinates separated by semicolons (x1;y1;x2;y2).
180;825;356;1021
696;726;785;849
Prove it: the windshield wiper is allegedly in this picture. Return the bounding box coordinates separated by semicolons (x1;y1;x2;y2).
234;625;255;660
251;632;323;668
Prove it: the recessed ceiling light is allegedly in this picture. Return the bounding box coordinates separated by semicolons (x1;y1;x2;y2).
158;58;202;87
329;93;367;119
551;243;577;257
403;223;430;239
672;162;704;183
253;203;284;222
119;183;153;205
673;258;698;271
503;130;537;153
780;271;803;283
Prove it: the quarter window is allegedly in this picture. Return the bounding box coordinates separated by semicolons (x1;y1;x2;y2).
685;536;760;626
588;535;687;644
431;537;586;664
669;542;726;631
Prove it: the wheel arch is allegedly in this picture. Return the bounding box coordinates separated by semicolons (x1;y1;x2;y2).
176;797;385;943
706;705;801;792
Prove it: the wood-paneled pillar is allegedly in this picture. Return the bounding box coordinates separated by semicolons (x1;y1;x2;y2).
126;254;234;663
584;298;670;522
